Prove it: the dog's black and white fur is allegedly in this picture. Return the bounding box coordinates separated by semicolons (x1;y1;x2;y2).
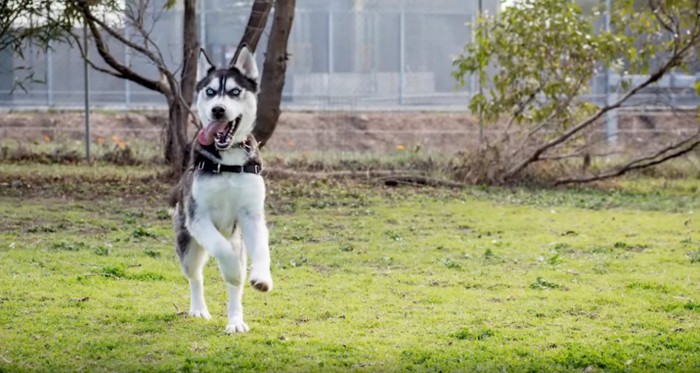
170;46;272;333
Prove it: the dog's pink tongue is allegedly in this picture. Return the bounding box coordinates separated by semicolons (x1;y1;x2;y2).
198;121;228;146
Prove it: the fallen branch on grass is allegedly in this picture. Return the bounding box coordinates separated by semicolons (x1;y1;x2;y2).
262;169;466;188
377;175;467;189
172;302;187;315
263;169;410;179
554;136;700;186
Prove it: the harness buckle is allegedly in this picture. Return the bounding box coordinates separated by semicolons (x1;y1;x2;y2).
214;163;221;174
197;162;204;170
254;165;261;174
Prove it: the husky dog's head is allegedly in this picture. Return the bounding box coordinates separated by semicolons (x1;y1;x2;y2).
195;45;259;150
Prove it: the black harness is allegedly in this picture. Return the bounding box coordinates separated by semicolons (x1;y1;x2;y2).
195;159;262;175
193;140;263;175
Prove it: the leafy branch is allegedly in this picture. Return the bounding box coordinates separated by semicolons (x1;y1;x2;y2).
453;0;700;185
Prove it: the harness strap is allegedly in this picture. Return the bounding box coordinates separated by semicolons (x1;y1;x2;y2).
196;159;262;175
193;136;262;175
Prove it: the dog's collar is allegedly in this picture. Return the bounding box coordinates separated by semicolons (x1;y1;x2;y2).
194;139;262;175
195;159;262;175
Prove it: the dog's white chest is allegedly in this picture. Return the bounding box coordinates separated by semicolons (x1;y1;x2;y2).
191;173;265;232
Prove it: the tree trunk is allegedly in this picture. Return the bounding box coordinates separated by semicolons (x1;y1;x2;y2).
165;98;189;177
74;0;200;177
166;0;198;177
181;0;198;106
237;0;274;55
253;0;296;146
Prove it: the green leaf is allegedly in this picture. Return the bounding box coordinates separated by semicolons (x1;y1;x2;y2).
452;0;699;132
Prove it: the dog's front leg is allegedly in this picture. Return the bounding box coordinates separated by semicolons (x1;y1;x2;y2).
239;210;273;292
189;219;249;333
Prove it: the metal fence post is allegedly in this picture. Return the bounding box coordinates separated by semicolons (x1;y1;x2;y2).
399;0;405;105
46;41;54;107
604;0;618;145
199;0;206;51
124;27;131;108
477;0;484;145
328;11;334;105
83;25;91;162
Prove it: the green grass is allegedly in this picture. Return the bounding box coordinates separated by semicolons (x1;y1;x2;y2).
1;163;700;371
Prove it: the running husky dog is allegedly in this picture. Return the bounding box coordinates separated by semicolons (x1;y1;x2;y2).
169;45;272;333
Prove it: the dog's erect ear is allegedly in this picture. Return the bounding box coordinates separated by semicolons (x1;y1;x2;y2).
197;48;216;81
232;44;259;81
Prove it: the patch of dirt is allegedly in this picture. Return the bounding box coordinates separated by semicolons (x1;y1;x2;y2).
0;111;163;140
271;111;480;152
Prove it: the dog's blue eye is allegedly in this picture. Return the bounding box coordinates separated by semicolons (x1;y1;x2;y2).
230;88;241;97
205;88;216;97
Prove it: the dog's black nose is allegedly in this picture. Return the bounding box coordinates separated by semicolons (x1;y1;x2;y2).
211;106;226;120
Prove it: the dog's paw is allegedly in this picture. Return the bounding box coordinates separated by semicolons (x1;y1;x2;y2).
225;320;249;334
250;278;273;292
188;308;211;320
249;269;273;292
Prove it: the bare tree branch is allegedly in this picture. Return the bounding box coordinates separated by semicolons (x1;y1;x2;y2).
124;0;164;62
507;76;588;159
70;32;128;80
540;150;623;161
649;0;675;36
503;37;697;181
554;134;700;185
497;84;543;143
83;2;170;79
76;1;167;94
236;0;274;56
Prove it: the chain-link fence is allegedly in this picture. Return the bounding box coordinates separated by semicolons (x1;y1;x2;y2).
0;0;481;110
0;0;698;111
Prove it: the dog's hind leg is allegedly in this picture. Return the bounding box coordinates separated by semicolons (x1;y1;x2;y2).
189;219;249;333
224;225;249;333
179;241;211;319
176;209;211;319
239;210;273;292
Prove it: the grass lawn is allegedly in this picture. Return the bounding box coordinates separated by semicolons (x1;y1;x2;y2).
1;163;699;372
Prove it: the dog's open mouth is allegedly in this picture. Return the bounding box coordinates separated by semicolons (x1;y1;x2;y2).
199;115;242;149
214;115;242;150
